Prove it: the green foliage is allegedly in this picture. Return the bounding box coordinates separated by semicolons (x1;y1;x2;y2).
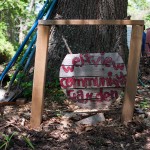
0;0;29;63
0;0;29;42
13;71;33;98
15;71;65;103
128;0;150;27
128;0;149;10
15;64;65;101
140;98;149;109
0;132;16;150
145;14;150;28
145;14;150;20
0;132;35;150
0;0;28;15
23;136;35;150
0;0;45;63
45;77;66;103
21;81;33;98
0;22;15;63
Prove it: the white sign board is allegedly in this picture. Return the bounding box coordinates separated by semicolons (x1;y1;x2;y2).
59;53;127;109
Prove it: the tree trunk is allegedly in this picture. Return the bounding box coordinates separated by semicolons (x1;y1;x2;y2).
47;0;128;80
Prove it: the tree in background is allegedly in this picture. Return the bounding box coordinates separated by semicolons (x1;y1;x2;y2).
47;0;128;80
0;22;14;63
128;0;150;27
0;0;44;63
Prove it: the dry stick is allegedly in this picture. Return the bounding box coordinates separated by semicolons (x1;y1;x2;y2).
0;122;21;131
74;109;110;113
61;35;72;54
0;124;11;130
9;123;21;131
56;26;73;54
132;135;137;143
0;100;26;107
66;108;122;114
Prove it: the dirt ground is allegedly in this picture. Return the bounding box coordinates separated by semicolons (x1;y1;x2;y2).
0;57;150;150
0;84;150;150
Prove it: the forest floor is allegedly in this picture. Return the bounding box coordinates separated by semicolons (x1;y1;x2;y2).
0;84;150;150
0;56;150;150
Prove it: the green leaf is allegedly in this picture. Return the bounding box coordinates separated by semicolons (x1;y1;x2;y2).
23;136;35;150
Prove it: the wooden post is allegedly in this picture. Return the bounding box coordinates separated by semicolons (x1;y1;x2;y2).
121;25;143;123
30;25;50;128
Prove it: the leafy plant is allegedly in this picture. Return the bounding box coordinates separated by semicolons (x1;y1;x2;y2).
0;132;16;150
23;136;35;150
128;0;150;27
140;98;149;109
21;81;33;98
0;0;45;64
145;14;150;28
45;77;66;103
0;22;15;63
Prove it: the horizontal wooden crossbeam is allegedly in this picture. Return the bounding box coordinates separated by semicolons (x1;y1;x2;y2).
39;19;144;26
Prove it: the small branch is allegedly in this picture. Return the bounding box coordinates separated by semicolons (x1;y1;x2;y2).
61;35;73;54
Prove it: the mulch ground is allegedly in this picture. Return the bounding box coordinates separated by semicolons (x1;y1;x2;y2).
0;85;149;150
0;57;150;150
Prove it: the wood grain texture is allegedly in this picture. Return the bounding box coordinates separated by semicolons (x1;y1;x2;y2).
121;25;143;122
39;20;144;26
30;25;50;128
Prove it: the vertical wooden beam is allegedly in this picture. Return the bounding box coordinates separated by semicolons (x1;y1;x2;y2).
30;25;50;128
122;25;143;122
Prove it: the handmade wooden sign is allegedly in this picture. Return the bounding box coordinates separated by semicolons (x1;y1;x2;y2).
59;53;127;109
30;20;143;128
60;53;127;109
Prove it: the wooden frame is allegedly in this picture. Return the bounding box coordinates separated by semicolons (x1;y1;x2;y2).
30;20;144;128
39;20;144;25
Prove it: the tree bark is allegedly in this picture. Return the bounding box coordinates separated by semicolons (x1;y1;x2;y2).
47;0;128;80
